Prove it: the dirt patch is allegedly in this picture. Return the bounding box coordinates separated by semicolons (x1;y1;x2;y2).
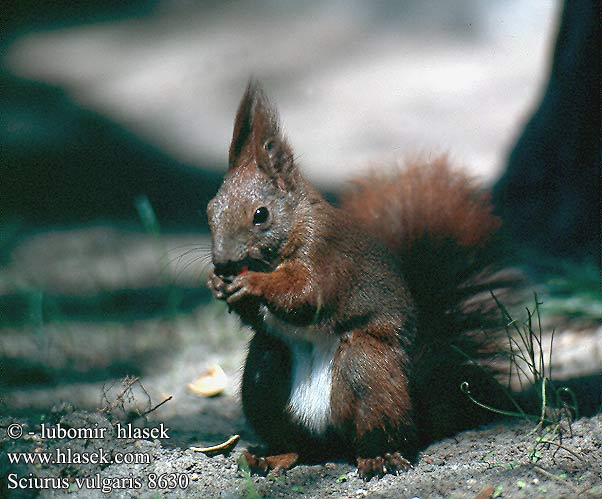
1;227;600;498
2;409;601;499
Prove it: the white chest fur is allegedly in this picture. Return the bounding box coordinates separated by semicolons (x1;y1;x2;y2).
262;306;340;435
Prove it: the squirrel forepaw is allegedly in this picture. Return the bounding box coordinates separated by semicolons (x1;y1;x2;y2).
357;452;411;481
207;271;228;300
225;272;263;305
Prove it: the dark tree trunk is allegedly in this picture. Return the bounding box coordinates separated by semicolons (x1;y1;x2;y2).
493;0;600;262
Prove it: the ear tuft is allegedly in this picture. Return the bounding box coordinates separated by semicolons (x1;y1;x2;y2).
228;80;261;169
228;80;297;190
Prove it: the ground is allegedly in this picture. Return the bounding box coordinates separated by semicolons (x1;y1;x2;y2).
1;226;600;498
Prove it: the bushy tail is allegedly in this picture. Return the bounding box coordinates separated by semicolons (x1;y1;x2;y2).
341;155;515;443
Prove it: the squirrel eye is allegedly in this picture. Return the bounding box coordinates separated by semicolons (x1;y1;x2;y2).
263;139;275;154
253;206;270;226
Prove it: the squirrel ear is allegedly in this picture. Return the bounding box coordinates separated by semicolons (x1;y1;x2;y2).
228;81;257;170
250;91;296;190
229;80;297;190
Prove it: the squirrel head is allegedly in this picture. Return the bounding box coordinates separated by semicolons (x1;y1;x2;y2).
208;81;305;278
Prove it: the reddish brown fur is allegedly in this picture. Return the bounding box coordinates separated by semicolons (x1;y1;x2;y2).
208;82;511;480
241;260;314;311
340;156;501;252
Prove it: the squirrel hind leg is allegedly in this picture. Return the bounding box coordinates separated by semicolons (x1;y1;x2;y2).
332;328;418;478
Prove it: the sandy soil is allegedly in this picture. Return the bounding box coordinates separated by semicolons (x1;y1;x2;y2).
1;227;601;499
2;409;601;499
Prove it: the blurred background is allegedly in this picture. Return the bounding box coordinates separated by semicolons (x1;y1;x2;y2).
1;0;599;441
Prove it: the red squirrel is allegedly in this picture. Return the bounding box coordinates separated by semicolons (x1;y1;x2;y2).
207;81;511;479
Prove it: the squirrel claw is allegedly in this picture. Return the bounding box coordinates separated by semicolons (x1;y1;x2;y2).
241;450;298;476
241;450;270;475
357;452;411;481
207;272;227;300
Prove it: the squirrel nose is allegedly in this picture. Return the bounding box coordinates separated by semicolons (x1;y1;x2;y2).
212;236;239;276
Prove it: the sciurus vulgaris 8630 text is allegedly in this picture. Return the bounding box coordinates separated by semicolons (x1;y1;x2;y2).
207;81;511;479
